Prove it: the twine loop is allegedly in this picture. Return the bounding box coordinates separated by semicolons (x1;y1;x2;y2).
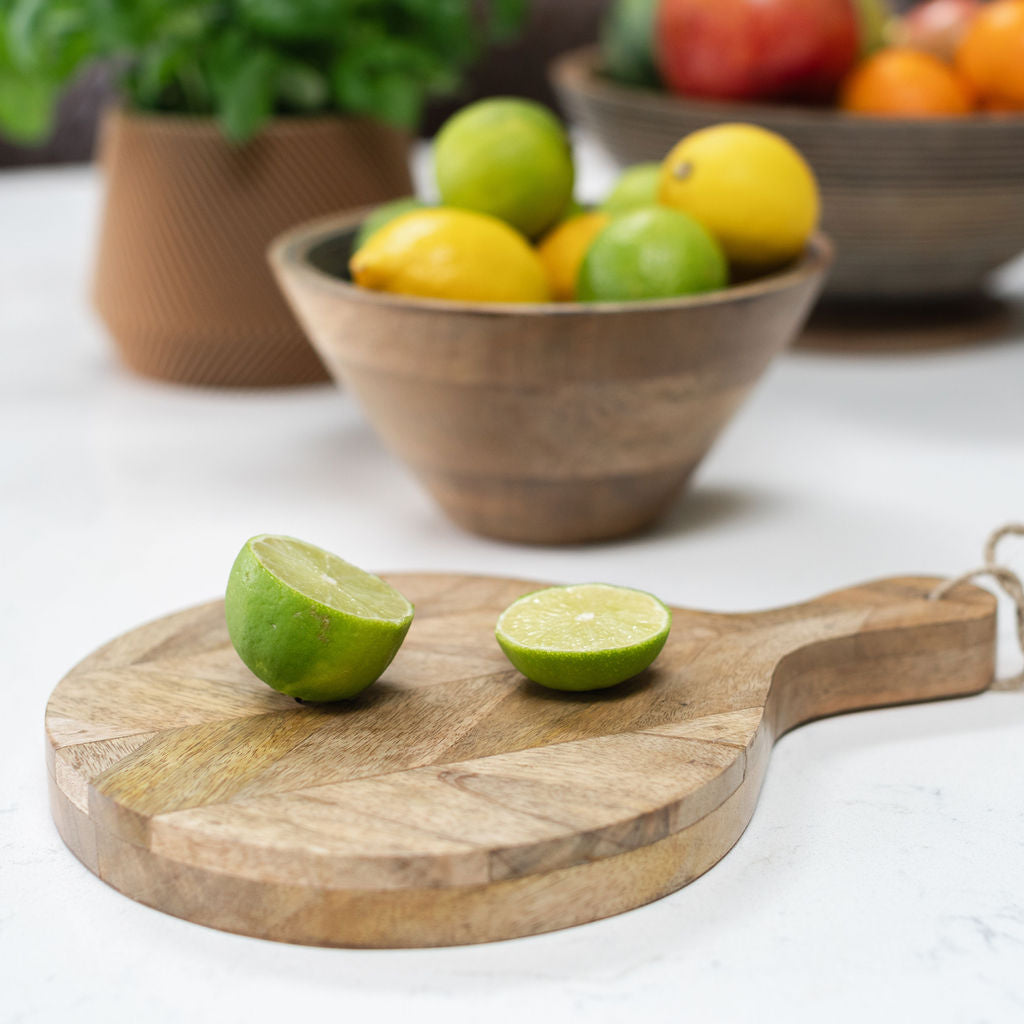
930;524;1024;690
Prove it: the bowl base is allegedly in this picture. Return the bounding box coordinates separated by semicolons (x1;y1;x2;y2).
422;468;694;545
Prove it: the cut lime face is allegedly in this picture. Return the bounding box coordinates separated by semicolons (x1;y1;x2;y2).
495;583;672;691
225;535;413;702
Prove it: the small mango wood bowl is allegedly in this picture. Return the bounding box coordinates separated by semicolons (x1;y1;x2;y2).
269;209;831;544
551;46;1024;301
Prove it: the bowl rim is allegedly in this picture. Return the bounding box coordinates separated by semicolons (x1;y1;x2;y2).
550;44;1024;132
268;207;834;318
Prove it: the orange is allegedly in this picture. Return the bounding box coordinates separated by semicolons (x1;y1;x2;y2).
956;0;1024;109
536;211;611;301
840;47;974;116
981;96;1022;113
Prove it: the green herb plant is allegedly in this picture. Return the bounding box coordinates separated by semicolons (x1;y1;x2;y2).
0;0;525;144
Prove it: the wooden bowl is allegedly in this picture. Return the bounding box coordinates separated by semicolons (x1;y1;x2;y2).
551;46;1024;301
269;210;831;544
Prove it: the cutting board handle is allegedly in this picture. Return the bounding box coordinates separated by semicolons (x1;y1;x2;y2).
755;576;997;737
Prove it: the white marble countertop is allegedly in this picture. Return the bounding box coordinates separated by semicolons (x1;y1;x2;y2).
3;156;1024;1024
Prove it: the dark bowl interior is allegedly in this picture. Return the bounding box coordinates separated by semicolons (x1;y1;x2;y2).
308;231;358;281
281;210;834;320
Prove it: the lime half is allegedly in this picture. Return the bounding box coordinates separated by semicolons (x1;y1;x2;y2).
225;535;414;702
495;583;671;691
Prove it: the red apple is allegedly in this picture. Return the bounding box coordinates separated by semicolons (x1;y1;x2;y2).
657;0;861;102
890;0;981;62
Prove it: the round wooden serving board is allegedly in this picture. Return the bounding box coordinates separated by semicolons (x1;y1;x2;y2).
46;573;996;948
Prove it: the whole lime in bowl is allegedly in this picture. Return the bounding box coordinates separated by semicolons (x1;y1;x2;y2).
433;97;575;238
578;206;728;302
600;162;663;214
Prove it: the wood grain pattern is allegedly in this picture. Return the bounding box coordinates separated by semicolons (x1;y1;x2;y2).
268;214;830;544
551;47;1024;300
46;573;996;947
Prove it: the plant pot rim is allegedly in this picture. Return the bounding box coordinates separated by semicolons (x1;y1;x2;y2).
269;207;834;320
102;104;407;138
550;45;1024;135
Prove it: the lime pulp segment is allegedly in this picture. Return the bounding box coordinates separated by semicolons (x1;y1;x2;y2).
495;583;672;691
250;534;411;622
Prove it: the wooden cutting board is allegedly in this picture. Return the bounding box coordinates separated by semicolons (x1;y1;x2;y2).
46;572;996;948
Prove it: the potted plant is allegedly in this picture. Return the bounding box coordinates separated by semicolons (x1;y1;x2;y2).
0;0;524;386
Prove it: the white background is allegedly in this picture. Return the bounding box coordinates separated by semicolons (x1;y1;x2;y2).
3;144;1024;1023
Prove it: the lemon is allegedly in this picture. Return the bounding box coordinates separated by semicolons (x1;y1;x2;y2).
495;583;672;691
434;98;575;238
350;207;551;303
658;123;820;272
600;162;662;214
537;211;611;301
353;196;429;251
577;206;728;302
225;535;414;702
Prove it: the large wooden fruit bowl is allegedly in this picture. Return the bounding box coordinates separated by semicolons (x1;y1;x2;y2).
269;210;830;545
552;46;1024;301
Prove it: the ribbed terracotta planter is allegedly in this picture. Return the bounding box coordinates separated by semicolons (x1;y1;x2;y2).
552;47;1024;301
92;109;412;387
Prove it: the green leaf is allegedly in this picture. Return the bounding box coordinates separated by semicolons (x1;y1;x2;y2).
366;71;422;128
6;0;48;69
158;7;214;43
132;39;186;107
488;0;528;43
237;0;351;42
214;47;278;142
276;58;329;111
0;0;528;143
0;69;58;142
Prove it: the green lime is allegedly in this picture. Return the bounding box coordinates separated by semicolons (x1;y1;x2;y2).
853;0;890;55
601;0;660;87
225;535;414;702
353;196;429;252
577;206;728;302
600;163;662;215
559;196;588;222
495;583;672;691
434;98;575;238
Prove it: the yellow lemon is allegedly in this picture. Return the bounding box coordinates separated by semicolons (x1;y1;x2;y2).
536;211;611;301
350;207;551;303
658;123;820;271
